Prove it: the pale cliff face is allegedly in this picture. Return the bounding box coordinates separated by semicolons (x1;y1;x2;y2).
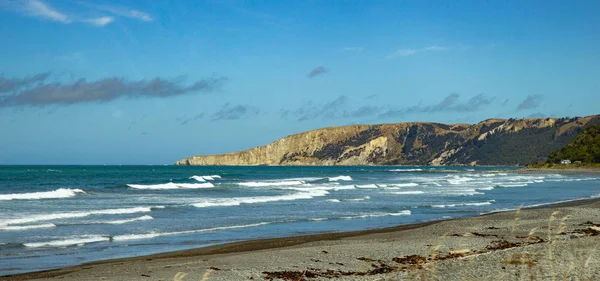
175;115;600;166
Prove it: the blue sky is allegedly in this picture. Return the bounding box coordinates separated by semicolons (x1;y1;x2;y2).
0;0;599;164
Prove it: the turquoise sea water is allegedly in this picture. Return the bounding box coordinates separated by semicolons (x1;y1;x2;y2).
0;165;599;275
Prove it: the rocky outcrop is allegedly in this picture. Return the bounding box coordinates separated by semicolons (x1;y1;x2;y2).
176;115;600;166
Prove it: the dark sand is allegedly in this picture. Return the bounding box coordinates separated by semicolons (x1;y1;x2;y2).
3;199;600;280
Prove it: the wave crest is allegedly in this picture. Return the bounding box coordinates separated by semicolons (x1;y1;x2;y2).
0;188;85;200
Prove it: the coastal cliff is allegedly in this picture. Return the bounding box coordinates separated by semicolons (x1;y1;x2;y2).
176;115;600;166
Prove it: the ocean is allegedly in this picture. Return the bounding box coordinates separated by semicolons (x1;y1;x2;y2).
0;165;599;275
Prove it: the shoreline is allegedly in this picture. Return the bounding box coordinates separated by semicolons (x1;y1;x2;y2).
515;167;600;174
3;196;600;280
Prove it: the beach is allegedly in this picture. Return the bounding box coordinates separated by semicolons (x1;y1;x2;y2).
2;197;600;281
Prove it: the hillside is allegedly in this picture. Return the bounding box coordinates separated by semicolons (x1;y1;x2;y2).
175;115;600;166
546;123;600;164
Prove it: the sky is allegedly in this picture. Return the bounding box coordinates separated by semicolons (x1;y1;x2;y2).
0;0;599;165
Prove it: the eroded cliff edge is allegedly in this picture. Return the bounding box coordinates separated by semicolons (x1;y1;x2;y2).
175;115;600;166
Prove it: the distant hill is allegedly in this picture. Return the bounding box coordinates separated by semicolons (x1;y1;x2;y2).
546;123;600;164
176;115;600;166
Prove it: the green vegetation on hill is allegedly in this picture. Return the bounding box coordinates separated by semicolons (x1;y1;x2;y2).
546;124;600;164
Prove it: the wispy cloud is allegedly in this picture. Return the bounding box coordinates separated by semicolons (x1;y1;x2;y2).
2;0;153;26
379;93;494;118
280;96;349;121
179;113;205;125
78;3;153;22
307;66;328;78
84;16;114;26
516;95;543;110
0;72;51;92
0;73;227;107
211;103;260;121
386;45;448;59
19;0;70;23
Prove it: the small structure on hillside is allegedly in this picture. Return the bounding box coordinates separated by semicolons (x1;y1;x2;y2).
574;161;582;164
560;159;572;165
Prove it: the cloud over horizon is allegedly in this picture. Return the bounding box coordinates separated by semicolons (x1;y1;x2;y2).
211;103;260;121
280;93;495;122
517;95;543;110
0;73;227;107
379;93;495;117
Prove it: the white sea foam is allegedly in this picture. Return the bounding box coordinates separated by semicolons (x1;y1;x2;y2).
190;175;221;182
447;176;474;185
0;188;85;200
112;222;272;241
1;207;157;226
24;236;110;248
282;177;326;182
355;184;379;189
310;210;412;222
385;183;419;188
326;199;341;203
237;181;304;187
476;186;495;191
283;184;355;192
390;191;425;195
127;182;214;190
432;200;495;208
174;183;215;189
498;183;528;187
0;223;56;231
341;210;412;219
102;215;153;225
389;169;423;172
347;195;370;201
190;176;206;182
192;190;328;208
328;176;352;181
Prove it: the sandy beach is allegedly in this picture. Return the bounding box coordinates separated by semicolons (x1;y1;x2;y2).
2;197;599;281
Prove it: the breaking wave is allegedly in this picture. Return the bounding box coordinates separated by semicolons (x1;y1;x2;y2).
390;191;425;195
237;181;304;187
0;188;85;200
127;182;214;190
192;190;328;208
112;222;272;241
1;207;158;226
101;215;154;225
328;176;352;181
432;200;495;208
24;236;110;248
190;175;221;182
310;210;412;221
355;184;379;189
0;223;56;231
389;169;423;172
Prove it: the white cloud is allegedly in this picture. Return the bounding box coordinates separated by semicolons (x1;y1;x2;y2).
80;3;153;22
1;0;148;27
423;45;447;51
386;45;448;59
84;16;114;26
22;0;70;23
